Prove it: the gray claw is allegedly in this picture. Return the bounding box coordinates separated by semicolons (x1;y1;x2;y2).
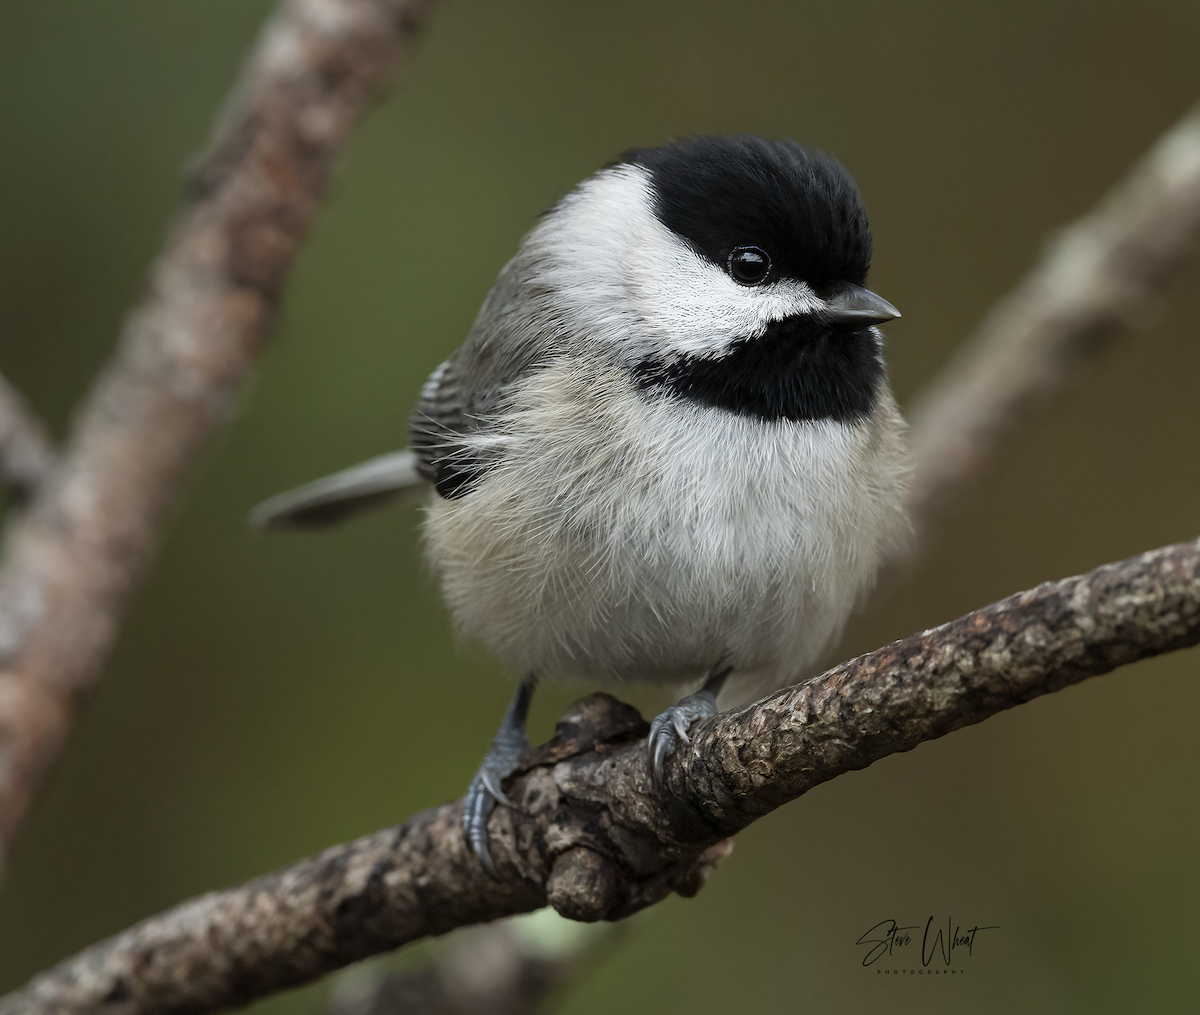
478;767;512;809
464;771;501;877
463;678;536;878
648;688;719;784
672;708;694;742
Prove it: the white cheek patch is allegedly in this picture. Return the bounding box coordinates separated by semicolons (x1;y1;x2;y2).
625;242;821;358
526;164;824;362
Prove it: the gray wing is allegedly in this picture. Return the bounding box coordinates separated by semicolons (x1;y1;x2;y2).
410;258;556;500
409;355;490;500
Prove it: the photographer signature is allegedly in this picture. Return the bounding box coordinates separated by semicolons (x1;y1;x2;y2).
857;917;999;967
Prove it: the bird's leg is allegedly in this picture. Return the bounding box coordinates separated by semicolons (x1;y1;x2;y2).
648;667;731;783
463;673;537;877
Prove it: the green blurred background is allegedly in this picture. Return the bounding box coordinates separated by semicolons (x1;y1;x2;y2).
1;0;1199;1011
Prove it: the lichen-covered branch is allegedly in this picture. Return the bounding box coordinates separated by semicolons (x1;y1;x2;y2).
6;538;1196;1015
0;370;56;502
907;102;1200;529
0;0;433;880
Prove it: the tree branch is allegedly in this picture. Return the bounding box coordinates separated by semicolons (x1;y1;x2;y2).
907;102;1200;529
6;538;1196;1015
0;0;433;881
0;371;56;503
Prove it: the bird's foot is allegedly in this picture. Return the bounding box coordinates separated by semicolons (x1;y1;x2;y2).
648;668;731;785
464;730;529;877
464;675;536;878
648;688;719;784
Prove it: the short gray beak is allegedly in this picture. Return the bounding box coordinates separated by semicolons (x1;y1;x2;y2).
824;284;901;326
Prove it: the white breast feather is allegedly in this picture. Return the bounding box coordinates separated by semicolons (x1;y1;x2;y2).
423;360;911;702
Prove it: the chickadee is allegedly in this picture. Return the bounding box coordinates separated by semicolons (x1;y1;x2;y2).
252;136;911;875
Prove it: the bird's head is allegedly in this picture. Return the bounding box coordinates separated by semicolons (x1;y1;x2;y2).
525;135;899;423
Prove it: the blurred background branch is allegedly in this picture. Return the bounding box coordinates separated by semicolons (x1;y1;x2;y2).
0;371;56;504
324;911;618;1015
0;0;433;885
5;537;1197;1015
907;102;1200;530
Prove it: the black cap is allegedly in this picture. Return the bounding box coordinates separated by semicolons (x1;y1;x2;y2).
621;136;872;293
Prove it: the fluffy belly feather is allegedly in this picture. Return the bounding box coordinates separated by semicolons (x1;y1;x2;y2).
423;364;910;697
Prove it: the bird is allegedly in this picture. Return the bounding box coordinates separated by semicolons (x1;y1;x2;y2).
251;135;912;875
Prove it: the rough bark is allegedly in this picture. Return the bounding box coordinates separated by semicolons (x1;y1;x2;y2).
5;538;1196;1015
0;0;434;881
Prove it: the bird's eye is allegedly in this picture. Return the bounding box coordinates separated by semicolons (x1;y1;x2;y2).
728;246;771;285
